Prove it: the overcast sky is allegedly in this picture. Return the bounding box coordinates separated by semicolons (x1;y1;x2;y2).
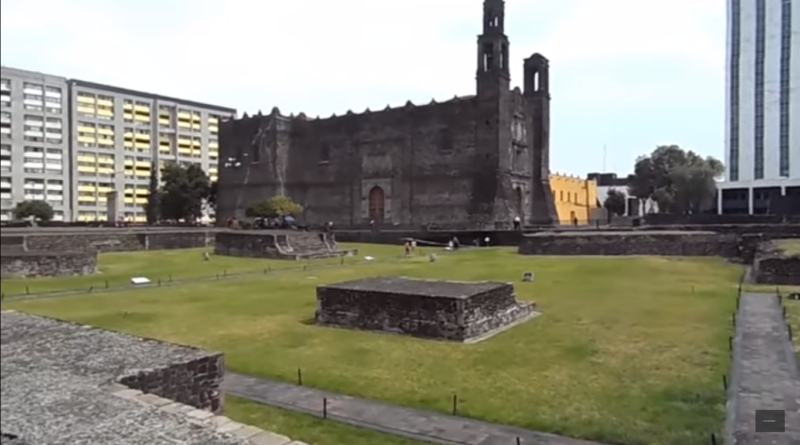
0;0;725;176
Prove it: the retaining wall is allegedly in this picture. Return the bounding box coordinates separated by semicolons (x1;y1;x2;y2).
0;229;216;253
1;250;98;278
518;231;740;256
753;242;800;285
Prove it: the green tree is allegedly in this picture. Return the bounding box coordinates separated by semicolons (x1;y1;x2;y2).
603;189;627;216
627;145;723;214
14;200;54;221
143;162;161;224
246;195;303;218
159;163;211;222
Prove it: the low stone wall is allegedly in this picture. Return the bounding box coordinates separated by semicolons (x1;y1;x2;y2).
315;277;535;342
117;352;225;413
215;230;352;260
753;242;800;285
0;229;216;253
0;250;98;278
518;231;741;256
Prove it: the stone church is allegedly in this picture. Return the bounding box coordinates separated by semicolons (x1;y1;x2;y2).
216;0;558;227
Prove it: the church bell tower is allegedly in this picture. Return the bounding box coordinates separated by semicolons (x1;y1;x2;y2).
476;0;510;96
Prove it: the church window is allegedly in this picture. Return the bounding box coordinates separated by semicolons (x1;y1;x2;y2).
320;144;330;163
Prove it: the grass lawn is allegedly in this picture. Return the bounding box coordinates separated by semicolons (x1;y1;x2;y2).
226;397;425;445
776;238;800;255
1;245;743;445
0;245;390;296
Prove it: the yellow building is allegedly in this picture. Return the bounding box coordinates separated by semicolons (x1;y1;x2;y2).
69;80;235;222
549;173;599;225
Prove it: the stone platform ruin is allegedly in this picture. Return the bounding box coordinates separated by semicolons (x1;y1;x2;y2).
0;310;301;445
314;276;537;343
0;249;98;278
215;230;355;260
518;230;740;256
753;240;800;285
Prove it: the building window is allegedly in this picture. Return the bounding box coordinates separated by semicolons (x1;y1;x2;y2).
778;0;791;177
753;0;766;180
728;0;741;182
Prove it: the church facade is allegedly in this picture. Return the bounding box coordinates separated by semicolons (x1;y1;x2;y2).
216;0;558;228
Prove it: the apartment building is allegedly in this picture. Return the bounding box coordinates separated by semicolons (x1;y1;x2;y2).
0;67;70;222
68;80;235;222
0;65;235;223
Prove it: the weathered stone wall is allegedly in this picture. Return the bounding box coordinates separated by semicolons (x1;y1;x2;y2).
0;229;216;253
215;230;348;260
518;231;741;256
117;352;225;414
753;242;800;285
1;250;98;278
315;279;533;342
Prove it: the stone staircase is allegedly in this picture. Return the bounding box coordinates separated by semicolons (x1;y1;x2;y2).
273;232;354;260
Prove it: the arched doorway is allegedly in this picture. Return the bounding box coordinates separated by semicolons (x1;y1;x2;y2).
368;186;385;224
514;187;523;221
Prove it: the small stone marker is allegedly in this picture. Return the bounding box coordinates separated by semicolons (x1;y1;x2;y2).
522;272;533;282
429;253;438;262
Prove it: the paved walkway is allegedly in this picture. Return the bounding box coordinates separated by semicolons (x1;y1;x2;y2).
223;373;607;445
726;293;800;444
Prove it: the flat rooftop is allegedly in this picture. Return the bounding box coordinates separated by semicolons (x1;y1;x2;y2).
319;276;507;299
0;311;249;445
524;230;717;237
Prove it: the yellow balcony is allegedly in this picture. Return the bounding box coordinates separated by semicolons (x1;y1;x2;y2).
124;159;134;166
97;186;112;193
208;117;219;124
124;169;134;176
191;150;202;157
96;158;114;165
134;198;147;205
134;161;151;168
123;142;134;149
76;106;95;114
97;128;114;136
208;125;219;133
77;185;96;192
159;146;171;153
208;141;219;149
96;138;114;146
96;99;113;107
177;148;192;155
191;124;201;131
77;195;96;202
77;165;97;173
134;115;150;122
134;170;151;177
177;121;191;128
124;198;134;204
123;103;133;110
158;118;170;126
98;196;107;203
134;134;150;141
97;167;114;175
191;139;201;147
77;136;96;144
134;188;149;195
77;125;95;133
134;215;147;223
123;113;134;120
97;109;113;117
77;214;94;222
208;168;218;174
177;112;191;119
134;105;150;112
77;96;95;104
210;175;218;182
77;155;96;163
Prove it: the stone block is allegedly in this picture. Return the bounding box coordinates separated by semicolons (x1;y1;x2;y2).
215;230;354;260
315;276;537;342
248;431;293;445
0;250;98;278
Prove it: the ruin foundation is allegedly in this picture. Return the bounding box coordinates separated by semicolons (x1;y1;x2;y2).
518;230;740;256
314;276;537;343
0;250;98;278
214;230;355;260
